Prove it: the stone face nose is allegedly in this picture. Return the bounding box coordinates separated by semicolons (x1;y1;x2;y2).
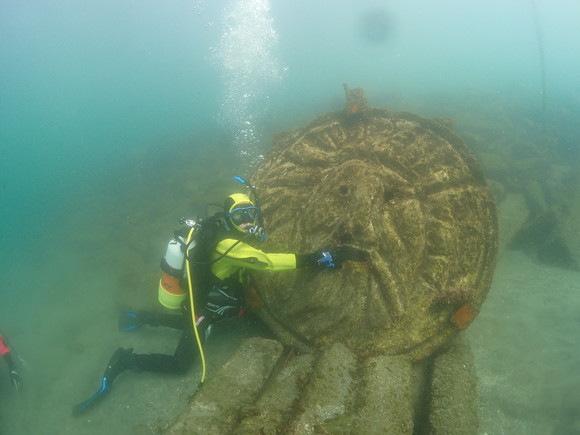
331;178;379;247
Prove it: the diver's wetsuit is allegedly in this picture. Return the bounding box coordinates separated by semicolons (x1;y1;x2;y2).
73;192;354;415
117;234;297;375
72;265;248;415
127;305;198;374
128;280;244;374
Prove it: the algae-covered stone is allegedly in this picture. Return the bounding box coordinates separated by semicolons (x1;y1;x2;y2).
164;337;283;434
237;353;315;434
355;355;414;434
427;340;478;434
287;343;357;433
251;107;498;360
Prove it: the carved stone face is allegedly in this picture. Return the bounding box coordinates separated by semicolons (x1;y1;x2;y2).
251;109;498;360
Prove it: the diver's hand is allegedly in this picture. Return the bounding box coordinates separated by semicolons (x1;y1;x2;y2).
315;246;371;269
296;250;338;269
316;249;339;269
297;246;370;269
9;369;21;391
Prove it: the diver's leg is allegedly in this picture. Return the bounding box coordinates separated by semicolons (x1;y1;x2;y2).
129;352;185;374
202;283;244;321
72;331;200;416
131;316;209;374
72;347;135;415
118;310;185;331
74;306;202;415
139;311;185;329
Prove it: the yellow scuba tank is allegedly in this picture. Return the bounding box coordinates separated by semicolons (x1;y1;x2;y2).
158;273;187;310
158;218;208;384
158;220;198;310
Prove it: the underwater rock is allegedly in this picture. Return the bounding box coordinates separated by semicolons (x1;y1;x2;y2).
355;354;414;434
165;337;283;434
237;352;316;433
285;342;356;433
250;102;498;360
427;339;478;434
510;207;579;270
507;165;580;270
164;337;477;434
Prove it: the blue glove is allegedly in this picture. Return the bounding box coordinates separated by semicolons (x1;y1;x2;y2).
297;248;341;269
296;246;369;270
316;250;338;268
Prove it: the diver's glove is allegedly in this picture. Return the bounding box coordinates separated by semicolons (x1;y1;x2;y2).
297;246;370;270
296;249;338;269
9;369;21;391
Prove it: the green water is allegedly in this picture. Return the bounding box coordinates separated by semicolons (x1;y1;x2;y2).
1;0;579;434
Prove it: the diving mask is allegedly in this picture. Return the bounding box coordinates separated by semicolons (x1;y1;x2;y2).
227;205;259;224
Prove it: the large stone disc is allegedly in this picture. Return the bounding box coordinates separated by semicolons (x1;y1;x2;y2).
250;108;498;360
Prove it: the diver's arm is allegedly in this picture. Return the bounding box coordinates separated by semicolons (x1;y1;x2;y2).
213;240;366;270
214;239;296;271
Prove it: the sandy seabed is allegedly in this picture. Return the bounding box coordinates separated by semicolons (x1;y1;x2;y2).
468;248;580;435
1;194;579;435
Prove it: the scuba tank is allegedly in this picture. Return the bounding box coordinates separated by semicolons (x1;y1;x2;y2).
158;217;210;386
158;218;198;310
157;177;264;310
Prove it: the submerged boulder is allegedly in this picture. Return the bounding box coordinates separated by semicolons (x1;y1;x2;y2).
250;98;498;360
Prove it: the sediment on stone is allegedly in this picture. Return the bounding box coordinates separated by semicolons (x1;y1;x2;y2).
286;342;357;433
251;105;498;359
427;339;478;435
236;352;315;434
354;355;414;434
164;337;283;435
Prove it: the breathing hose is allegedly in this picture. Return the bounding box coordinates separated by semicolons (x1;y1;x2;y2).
183;176;263;387
185;226;207;386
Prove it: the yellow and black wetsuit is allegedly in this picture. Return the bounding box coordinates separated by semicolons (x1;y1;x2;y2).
81;223;311;390
114;234;302;377
192;237;298;322
73;207;331;415
211;238;297;280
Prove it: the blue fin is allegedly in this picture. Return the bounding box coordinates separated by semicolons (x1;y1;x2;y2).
118;311;138;332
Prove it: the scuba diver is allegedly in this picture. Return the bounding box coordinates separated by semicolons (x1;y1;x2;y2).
0;332;21;391
73;177;368;415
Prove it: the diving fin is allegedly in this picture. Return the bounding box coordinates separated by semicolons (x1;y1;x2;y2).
118;311;139;332
72;375;111;416
72;347;133;416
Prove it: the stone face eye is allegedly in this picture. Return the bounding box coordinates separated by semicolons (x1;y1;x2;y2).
339;185;350;196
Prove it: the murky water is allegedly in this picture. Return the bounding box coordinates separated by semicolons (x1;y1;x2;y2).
1;1;579;433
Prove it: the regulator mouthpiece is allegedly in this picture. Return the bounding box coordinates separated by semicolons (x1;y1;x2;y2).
248;225;267;243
